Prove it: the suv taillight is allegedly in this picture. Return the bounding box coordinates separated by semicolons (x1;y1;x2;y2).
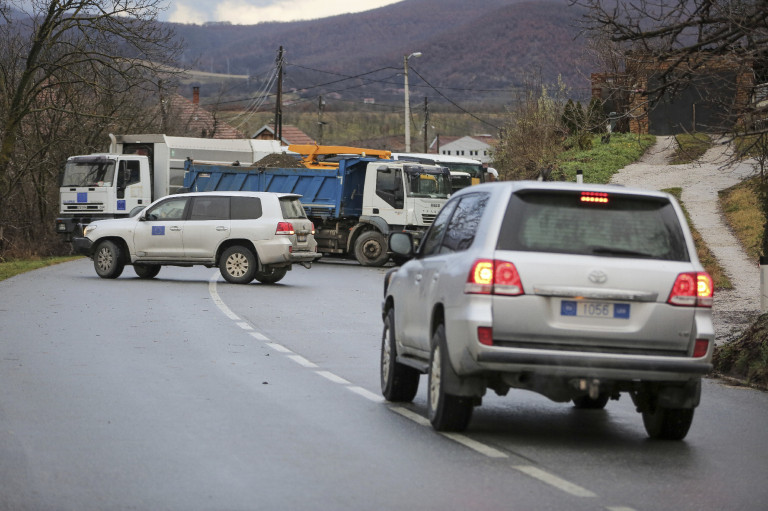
276;222;295;235
311;222;316;235
667;272;713;307
465;259;524;296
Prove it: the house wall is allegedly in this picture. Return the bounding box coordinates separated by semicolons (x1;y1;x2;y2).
438;136;493;163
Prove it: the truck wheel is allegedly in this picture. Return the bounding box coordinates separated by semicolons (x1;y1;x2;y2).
428;324;473;431
354;231;389;267
134;263;160;279
381;308;420;402
94;240;125;279
254;266;288;284
220;246;257;284
642;406;694;440
572;393;610;409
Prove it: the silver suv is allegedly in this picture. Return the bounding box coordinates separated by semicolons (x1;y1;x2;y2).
382;181;714;440
73;191;321;284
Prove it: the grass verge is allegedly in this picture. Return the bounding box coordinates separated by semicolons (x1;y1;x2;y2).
558;133;656;184
670;133;712;164
719;176;764;262
0;256;81;282
713;313;768;390
664;188;732;290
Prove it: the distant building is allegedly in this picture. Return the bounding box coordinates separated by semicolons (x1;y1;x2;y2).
431;135;495;164
163;86;244;139
252;124;315;146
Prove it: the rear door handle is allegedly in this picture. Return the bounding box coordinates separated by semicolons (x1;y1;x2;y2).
169;226;181;232
216;226;228;231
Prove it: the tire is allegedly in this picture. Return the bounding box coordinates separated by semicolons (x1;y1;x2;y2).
380;308;420;402
220;246;257;284
354;230;389;267
428;324;473;432
133;263;161;279
93;240;125;279
642;407;694;440
572;393;610;409
254;266;288;284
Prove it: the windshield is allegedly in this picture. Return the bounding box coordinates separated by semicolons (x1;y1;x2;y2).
443;162;483;179
61;159;116;187
404;167;451;198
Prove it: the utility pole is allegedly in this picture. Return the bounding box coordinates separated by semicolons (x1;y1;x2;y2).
423;97;429;153
274;46;284;142
403;51;421;152
317;95;326;144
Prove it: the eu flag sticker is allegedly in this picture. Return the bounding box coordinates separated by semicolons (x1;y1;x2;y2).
561;300;577;316
117;200;126;211
77;192;87;203
152;226;165;235
614;303;630;319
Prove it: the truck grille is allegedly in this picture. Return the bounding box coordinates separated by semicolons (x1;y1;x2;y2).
422;214;436;225
63;203;104;212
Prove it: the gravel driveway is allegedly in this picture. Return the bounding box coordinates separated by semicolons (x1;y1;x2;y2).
609;135;762;344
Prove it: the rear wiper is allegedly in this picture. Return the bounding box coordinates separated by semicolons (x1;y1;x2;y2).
589;246;655;258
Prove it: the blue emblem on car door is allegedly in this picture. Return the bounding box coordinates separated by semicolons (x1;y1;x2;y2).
152;226;165;235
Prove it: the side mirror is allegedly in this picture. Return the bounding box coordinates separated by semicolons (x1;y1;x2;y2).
388;232;414;258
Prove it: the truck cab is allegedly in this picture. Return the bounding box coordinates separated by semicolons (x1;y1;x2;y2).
56;154;152;238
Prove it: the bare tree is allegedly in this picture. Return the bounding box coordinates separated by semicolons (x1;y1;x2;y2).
0;1;182;256
574;0;768;132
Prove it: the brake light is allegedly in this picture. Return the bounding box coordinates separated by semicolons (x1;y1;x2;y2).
276;222;295;235
581;191;609;204
477;326;493;346
693;339;709;358
667;272;713;307
465;259;524;296
311;222;316;235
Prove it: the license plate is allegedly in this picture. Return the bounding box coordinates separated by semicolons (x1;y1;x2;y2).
297;234;307;242
561;300;630;319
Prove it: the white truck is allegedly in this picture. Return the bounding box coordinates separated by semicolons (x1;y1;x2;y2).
55;134;283;239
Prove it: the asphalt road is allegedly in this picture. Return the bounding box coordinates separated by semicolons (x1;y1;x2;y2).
1;258;767;510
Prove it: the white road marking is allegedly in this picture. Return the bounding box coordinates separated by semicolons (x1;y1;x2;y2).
207;275;240;321
288;354;318;368
348;386;385;402
236;322;252;331
266;342;292;353
390;406;432;427
316;371;350;385
249;332;270;341
513;465;597;498
441;432;508;458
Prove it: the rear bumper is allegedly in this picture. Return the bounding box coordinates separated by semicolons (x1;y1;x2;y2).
289;251;323;264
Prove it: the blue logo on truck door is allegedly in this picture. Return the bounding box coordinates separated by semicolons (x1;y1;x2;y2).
117;200;126;211
152;226;165;236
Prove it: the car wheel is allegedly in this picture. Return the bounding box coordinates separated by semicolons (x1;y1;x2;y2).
642;406;694;440
380;308;420;402
220;246;257;284
354;230;389;267
133;263;161;279
572;393;610;409
93;240;125;279
254;266;288;284
428;324;473;432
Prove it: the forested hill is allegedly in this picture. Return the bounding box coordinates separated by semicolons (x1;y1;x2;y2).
170;0;591;105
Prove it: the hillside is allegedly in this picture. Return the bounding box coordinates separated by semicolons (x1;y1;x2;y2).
170;0;589;107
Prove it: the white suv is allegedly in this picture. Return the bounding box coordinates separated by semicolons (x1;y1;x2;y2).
73;191;321;284
382;181;714;440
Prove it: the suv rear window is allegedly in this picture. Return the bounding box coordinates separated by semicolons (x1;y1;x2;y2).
497;190;689;261
279;197;307;219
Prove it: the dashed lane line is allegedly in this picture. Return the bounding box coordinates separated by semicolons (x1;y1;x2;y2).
209;272;623;508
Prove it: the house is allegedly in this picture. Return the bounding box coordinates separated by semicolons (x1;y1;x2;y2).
431;135;495;164
164;86;245;139
591;53;765;135
252;124;315;146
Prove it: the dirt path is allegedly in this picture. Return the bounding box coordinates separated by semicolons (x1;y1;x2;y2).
610;135;761;344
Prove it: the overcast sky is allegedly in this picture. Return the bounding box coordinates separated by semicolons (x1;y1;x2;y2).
165;0;402;24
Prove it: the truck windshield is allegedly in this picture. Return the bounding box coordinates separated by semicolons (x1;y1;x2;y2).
61;159;116;187
404;167;451;198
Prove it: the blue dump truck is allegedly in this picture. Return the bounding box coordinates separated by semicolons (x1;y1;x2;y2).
182;145;452;266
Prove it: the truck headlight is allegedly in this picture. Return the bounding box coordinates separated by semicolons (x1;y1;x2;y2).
83;225;96;237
